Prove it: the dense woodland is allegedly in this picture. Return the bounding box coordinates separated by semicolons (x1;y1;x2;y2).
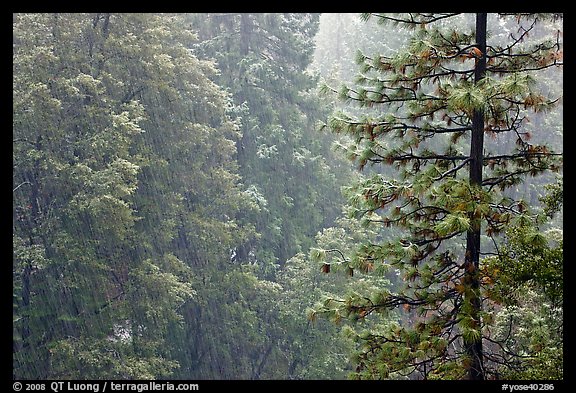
13;13;562;380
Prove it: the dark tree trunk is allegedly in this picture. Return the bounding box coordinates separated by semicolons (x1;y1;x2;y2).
19;263;32;348
463;12;487;380
251;342;274;380
240;14;252;57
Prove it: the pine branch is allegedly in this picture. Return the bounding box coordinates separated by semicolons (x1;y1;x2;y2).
367;13;461;26
434;157;471;181
323;248;350;264
389;152;469;162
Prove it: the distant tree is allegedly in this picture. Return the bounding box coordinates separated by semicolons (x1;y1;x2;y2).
311;13;410;86
165;13;355;379
188;13;347;272
316;13;562;380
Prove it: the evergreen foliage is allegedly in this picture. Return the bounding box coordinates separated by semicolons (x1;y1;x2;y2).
174;13;354;378
13;12;352;380
187;13;347;271
14;12;258;379
314;13;562;380
12;12;562;381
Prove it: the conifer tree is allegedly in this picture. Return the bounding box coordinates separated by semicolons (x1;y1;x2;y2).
166;13;354;379
317;13;562;380
188;13;345;271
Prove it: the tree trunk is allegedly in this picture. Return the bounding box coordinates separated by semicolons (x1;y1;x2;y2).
240;14;252;57
251;342;274;380
463;12;487;380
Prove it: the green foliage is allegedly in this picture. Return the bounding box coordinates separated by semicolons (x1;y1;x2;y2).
188;13;349;275
484;223;563;308
317;12;562;380
12;11;563;381
48;337;180;379
13;13;254;379
539;176;563;220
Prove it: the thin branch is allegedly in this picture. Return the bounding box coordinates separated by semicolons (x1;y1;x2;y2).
433;157;471;181
13;181;31;193
13;138;36;146
368;13;461;26
323;249;350;264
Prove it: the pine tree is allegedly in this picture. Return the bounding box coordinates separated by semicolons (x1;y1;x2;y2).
318;13;562;380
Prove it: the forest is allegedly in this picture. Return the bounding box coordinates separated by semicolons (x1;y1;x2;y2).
13;13;563;381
